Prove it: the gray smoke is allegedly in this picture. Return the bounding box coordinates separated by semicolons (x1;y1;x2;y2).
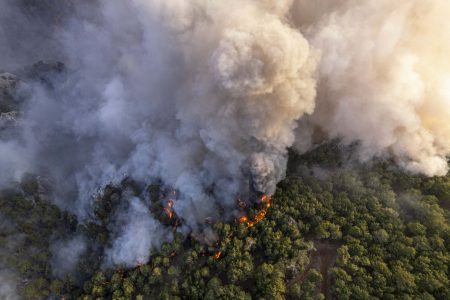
0;270;19;300
1;0;317;211
51;235;87;278
0;0;449;268
106;197;170;267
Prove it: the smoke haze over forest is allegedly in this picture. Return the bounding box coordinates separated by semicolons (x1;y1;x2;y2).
0;0;449;276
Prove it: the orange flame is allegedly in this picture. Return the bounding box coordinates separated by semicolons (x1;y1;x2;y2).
261;194;271;208
164;199;174;219
214;251;222;259
239;215;249;223
238;195;271;228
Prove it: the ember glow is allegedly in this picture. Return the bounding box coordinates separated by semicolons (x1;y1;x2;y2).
210;196;272;261
213;251;222;260
239;195;272;228
164;200;174;220
239;216;249;223
1;0;449;272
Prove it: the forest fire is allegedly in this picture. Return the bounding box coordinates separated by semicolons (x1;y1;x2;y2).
239;195;272;228
214;251;222;260
239;215;249;223
261;194;271;208
164;199;174;219
210;195;272;261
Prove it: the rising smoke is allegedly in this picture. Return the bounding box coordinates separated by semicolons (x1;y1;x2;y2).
293;0;450;176
0;0;449;268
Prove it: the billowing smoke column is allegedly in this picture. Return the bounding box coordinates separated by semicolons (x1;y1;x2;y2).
293;0;450;176
0;0;449;267
0;0;317;266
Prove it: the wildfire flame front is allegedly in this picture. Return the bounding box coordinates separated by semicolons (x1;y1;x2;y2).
164;199;174;220
238;195;272;228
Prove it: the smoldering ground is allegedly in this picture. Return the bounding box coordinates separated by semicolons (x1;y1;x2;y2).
0;0;449;272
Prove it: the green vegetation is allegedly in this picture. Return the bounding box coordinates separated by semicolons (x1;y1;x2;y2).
1;144;449;299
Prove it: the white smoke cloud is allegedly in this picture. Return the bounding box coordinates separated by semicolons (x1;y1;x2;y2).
0;0;316;211
106;197;170;267
0;0;449;268
293;0;450;175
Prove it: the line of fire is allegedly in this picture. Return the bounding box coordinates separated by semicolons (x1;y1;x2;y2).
150;185;272;266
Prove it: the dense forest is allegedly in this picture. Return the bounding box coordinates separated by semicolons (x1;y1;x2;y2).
1;143;449;300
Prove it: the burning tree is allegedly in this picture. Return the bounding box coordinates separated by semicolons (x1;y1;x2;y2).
238;194;272;228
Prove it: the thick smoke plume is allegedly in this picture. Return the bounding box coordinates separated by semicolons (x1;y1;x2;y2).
294;0;450;176
106;197;170;266
0;0;449;268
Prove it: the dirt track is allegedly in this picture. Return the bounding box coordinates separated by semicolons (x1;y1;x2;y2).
289;241;339;299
